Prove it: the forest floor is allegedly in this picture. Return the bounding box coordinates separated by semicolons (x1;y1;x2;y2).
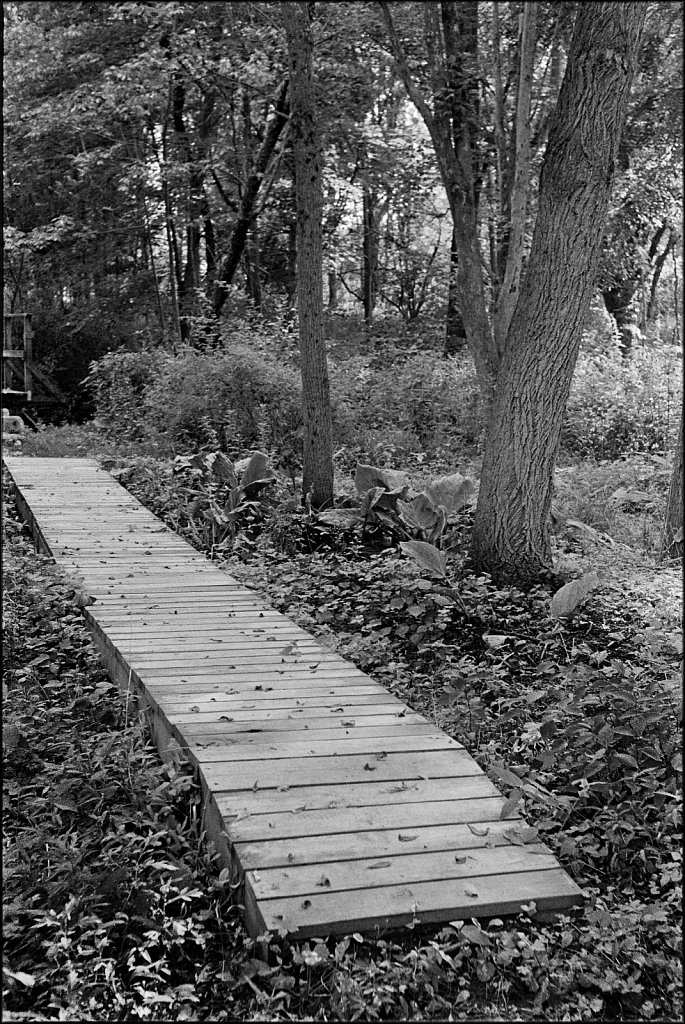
2;423;682;1022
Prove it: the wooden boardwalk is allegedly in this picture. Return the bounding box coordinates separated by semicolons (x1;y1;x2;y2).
3;456;582;938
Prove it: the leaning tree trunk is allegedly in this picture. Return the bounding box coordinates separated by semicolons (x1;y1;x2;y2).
470;2;647;583
213;79;289;318
660;416;683;562
283;1;334;509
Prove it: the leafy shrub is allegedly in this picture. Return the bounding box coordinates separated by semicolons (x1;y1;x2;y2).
84;348;167;443
562;347;682;459
329;350;483;459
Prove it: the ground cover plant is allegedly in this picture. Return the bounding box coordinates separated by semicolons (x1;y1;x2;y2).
6;317;682;1020
7;385;683;1020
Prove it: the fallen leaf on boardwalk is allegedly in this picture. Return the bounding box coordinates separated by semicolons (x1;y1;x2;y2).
219;716;233;722
302;899;312;909
367;861;391;870
331;707;345;713
504;826;539;845
252;781;259;791
309;663;320;671
467;824;490;836
375;751;388;760
386;782;418;793
316;875;331;888
287;853;295;862
398;833;418;842
291;805;307;813
454;855;470;864
209;638;223;642
277;785;290;792
464;887;479;898
363;763;376;771
397;708;407;717
189;705;200;713
341;720;355;727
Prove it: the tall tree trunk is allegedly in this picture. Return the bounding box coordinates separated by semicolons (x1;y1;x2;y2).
444;225;467;354
213;79;289;317
362;184;378;326
647;227;677;322
660;416;683;562
470;2;647;583
283;1;334;509
245;223;262;309
493;2;537;357
327;266;338;309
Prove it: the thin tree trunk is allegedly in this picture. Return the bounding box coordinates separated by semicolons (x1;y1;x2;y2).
283;1;334;509
660;416;683;562
470;2;647;583
493;2;537;357
327;267;338;309
213;79;289;317
445;225;467;354
648;228;676;322
362;184;378;326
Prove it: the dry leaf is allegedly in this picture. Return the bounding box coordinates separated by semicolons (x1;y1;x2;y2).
398;833;418;842
467;823;490;836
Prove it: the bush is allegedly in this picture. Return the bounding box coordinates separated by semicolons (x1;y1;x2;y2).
562;347;682;459
330;350;483;460
84;348;167;443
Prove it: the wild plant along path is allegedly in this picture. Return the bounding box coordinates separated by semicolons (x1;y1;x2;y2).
3;456;582;938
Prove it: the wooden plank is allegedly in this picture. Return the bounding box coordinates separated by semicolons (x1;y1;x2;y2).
168;708;417;727
249;845;560;900
186;731;462;763
200;749;480;791
218;775;496;817
224;794;506;843
216;774;493;815
255;869;581;937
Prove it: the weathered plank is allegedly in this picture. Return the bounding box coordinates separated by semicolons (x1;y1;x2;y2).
3;454;583;941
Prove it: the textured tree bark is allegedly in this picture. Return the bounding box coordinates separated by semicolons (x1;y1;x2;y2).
660;416;683;562
362;184;378;326
493;2;537;358
444;225;467;354
283;1;334;509
470;2;647;583
213;79;289;317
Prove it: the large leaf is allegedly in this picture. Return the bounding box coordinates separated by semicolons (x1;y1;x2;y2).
424;473;476;514
209;451;238;486
371;485;410;513
354;463;407;495
240;451;276;498
550;571;600;618
400;540;447;577
398;494;440;533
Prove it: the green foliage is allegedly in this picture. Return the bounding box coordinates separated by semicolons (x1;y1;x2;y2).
319;461;476;559
562;348;682;459
330;350;484;460
4;441;682;1020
